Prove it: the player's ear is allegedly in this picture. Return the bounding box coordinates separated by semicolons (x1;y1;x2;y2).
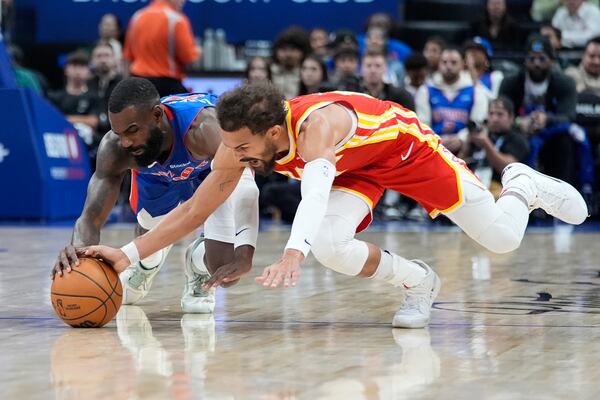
267;125;283;140
152;105;163;122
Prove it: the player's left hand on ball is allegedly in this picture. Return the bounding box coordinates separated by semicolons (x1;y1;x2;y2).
255;250;303;288
78;245;130;274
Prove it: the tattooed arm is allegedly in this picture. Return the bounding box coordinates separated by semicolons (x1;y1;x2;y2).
83;144;246;273
52;133;131;277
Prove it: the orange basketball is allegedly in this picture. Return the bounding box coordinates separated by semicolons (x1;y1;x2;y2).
51;258;122;328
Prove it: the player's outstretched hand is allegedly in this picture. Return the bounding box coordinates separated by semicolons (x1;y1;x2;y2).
79;245;130;274
51;245;80;279
255;249;303;288
203;260;251;289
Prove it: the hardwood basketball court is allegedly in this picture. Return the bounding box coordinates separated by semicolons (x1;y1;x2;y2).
0;224;599;399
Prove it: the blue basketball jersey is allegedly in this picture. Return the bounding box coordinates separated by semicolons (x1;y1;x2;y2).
428;85;475;135
131;92;217;217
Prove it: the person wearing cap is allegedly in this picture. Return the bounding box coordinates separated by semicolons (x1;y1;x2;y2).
499;35;579;186
270;26;311;99
464;37;504;98
415;46;489;155
552;0;600;48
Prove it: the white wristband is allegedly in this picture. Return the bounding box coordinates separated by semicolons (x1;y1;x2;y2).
120;241;140;265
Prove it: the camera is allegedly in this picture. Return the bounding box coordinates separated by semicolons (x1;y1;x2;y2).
467;120;484;134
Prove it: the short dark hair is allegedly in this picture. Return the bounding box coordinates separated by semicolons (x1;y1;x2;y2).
441;45;464;58
93;40;115;54
490;96;515;116
404;52;428;71
217;82;287;135
363;49;386;60
425;35;446;49
541;24;562;40
585;36;600;52
108;77;160;113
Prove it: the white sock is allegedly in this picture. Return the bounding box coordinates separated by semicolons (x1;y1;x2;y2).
371;250;427;288
139;245;171;272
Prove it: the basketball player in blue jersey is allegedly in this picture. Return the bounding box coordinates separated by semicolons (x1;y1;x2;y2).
51;78;259;314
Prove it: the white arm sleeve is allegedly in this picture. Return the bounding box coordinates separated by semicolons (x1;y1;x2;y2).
232;168;259;248
285;158;336;257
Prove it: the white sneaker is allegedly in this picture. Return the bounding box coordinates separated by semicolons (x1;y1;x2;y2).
181;237;215;314
502;163;588;225
392;261;441;329
120;261;162;305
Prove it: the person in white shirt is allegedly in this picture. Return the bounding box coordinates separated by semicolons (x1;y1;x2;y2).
552;0;600;48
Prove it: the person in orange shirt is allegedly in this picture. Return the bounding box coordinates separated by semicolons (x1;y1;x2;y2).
124;0;200;96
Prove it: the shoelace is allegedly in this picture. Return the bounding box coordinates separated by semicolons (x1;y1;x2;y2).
404;280;432;313
535;184;569;214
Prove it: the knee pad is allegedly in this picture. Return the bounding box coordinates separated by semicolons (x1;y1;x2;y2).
311;215;368;276
478;224;522;254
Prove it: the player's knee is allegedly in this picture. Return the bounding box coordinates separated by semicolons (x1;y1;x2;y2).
480;227;522;254
311;216;355;271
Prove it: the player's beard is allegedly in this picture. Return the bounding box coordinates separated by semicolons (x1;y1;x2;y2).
130;126;165;167
246;141;278;177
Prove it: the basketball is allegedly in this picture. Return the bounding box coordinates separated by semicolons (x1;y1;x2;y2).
51;258;122;328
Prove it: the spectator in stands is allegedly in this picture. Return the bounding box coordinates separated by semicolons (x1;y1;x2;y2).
463;96;530;197
552;0;600;48
364;27;406;86
540;25;573;69
423;36;445;78
7;45;45;94
124;0;200;96
499;35;579;185
245;56;272;83
471;0;520;51
464;37;504;98
330;45;361;92
298;54;328;95
98;13;123;65
271;26;310;99
360;49;414;111
404;52;428;99
541;25;562;51
565;36;600;94
48;51;101;164
532;0;599;22
415;46;488;154
88;41;123;135
359;13;412;63
309;28;330;59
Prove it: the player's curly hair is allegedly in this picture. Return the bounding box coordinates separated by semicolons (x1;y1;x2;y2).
217;82;287;135
108;77;159;113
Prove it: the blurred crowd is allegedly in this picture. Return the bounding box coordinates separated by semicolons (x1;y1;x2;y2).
2;0;600;222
